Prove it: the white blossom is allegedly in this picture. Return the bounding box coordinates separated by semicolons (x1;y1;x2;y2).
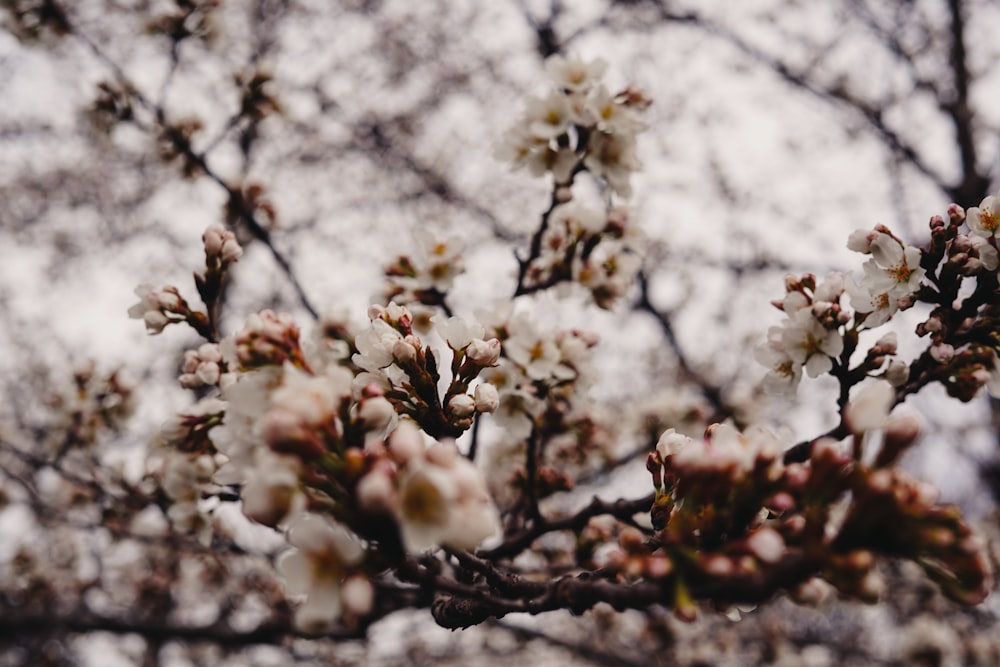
545;54;607;93
583;131;641;197
781;309;843;378
967;193;1000;239
845;382;894;433
863;234;925;299
524;91;573;139
277;514;365;632
473;382;500;413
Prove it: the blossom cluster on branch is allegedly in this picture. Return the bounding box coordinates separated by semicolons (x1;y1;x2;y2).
122;55;998;636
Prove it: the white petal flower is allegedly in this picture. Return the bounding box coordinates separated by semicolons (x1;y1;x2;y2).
656;428;691;459
781;310;842;378
583;131;641;197
277;514;365;631
433;315;484;350
396;463;457;552
754;326;802;396
863;234;925;299
545;54;607;93
967;194;1000;239
525;91;573;139
353;319;404;372
845;382;895;433
845;277;897;328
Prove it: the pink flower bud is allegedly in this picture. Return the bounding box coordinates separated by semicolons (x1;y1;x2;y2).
358;396;395;430
474;383;499;413
448;393;476;418
466;338;502;367
874;332;897;355
746;528;785;563
341;575;375;616
885;358;908;386
144;310;170;334
387;420;424;464
847;229;877;253
845;382;894;433
930;343;954;362
392;339;418;363
221;238;243;263
202;224;225;256
356;469;396;512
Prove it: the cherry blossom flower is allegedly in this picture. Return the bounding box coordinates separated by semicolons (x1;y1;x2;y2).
524;91;573;139
127;283;184;334
845;381;894;433
967;193;1000;239
845;276;898;327
586;85;646;135
240;452;303;527
504;316;562;380
277;514;365;632
395;443;499;553
781;309;843;378
861;233;925;299
432;314;484;350
353;318;404;372
545;54;607;93
583;130;641;198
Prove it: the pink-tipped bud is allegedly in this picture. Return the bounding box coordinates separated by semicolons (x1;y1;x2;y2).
474;383;499;413
746;528;785;564
466;338;502;367
341;575;375;617
386;420;424;464
447;393;476;418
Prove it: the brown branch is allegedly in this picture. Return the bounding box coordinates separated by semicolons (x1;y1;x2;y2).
68;22;320;321
635;271;739;425
482;493;654;560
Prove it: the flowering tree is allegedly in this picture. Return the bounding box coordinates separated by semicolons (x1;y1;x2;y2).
2;2;1000;666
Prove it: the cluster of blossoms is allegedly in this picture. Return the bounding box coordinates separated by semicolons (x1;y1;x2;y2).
757;197;1000;401
754;272;849;396
127;284;191;335
353;303;502;439
123;60;1000;638
131;225;510;630
633;386;992;617
529;201;644;308
37;364;135;458
379;231;466;326
846;226;925;326
496;54;648;308
495;54;648;197
472;307;621;509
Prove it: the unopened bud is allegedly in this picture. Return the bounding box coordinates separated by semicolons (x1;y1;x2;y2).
358;396;395;430
392;339;418;363
386;420;424;464
474;383;499;413
341;575;375;616
746;528;785;564
884;358;908;386
356;469;395;512
447;393;476;418
873;332;897;355
930;343;954;362
847;229;876;253
466;338;502;366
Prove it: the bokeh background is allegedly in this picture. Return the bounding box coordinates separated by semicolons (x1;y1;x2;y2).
2;1;1000;665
